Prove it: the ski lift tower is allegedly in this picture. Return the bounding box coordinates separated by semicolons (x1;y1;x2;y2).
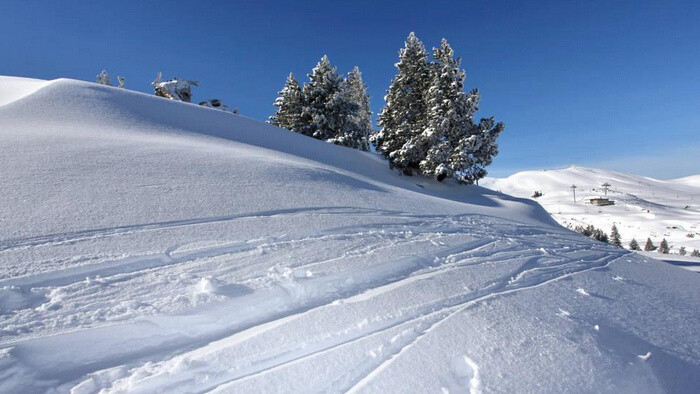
601;182;611;196
571;184;577;203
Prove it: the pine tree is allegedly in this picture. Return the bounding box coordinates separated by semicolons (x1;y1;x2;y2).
301;55;342;140
629;238;639;250
679;246;686;256
593;229;609;243
644;238;656;252
610;225;622;246
410;39;468;178
332;66;372;151
658;239;670;254
377;34;503;183
691;249;700;257
454;116;504;184
96;70;111;86
117;76;125;89
270;73;305;132
375;32;431;171
325;81;364;150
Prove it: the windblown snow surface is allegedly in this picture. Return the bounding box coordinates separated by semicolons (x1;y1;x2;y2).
0;77;698;393
481;167;700;271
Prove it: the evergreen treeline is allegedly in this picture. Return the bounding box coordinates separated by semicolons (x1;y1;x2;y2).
271;33;504;183
574;224;609;243
270;57;372;151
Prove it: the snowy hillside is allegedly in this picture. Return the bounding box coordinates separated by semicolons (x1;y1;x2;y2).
0;76;698;393
482;167;700;260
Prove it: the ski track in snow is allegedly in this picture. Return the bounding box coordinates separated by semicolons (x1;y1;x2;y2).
0;207;627;393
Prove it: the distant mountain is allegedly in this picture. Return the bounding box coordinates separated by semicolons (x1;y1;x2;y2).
482;166;700;263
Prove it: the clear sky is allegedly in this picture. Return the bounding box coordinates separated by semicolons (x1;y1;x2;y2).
1;1;698;178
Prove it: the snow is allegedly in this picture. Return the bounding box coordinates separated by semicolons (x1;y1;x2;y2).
482;166;700;269
0;76;50;106
0;76;699;393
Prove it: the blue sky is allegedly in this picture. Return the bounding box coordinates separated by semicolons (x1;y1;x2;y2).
1;1;698;178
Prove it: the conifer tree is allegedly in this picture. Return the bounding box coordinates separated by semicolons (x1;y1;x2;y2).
454;117;503;184
324;83;361;149
644;238;656;252
117;76;125;89
270;73;305;132
335;66;373;151
410;39;468;178
658;239;670;254
629;238;639;250
610;225;622;246
96;70;111;86
376;34;503;183
679;246;686;256
375;32;431;170
301;55;342;140
691;249;700;257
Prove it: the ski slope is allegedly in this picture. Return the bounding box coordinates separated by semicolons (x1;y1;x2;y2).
0;76;698;393
482;167;700;261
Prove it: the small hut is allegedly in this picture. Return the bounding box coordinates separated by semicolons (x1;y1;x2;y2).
589;197;614;206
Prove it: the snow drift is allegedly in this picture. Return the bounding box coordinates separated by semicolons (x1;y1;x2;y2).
0;77;698;393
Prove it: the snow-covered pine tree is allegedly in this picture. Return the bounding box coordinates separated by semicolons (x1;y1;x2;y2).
610;225;622;246
644;238;656;251
96;70;111;86
300;55;342;140
409;39;503;184
679;246;686;256
410;39;468;178
453;116;504;184
325;82;363;150
375;32;431;171
117;76;125;89
330;66;372;151
629;238;639;250
658;239;670;254
270;73;305;132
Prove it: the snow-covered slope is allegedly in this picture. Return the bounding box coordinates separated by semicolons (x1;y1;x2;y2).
0;77;698;393
482;166;700;259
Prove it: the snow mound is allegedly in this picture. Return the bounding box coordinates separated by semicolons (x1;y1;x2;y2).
0;77;698;393
0;76;50;107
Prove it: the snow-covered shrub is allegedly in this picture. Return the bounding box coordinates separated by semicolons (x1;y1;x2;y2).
96;70;111;86
199;99;234;113
691;249;700;257
117;76;125;89
152;73;198;102
678;246;686;256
